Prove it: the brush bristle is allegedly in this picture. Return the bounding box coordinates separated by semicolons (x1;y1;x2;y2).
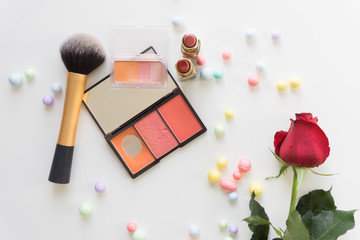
60;33;106;75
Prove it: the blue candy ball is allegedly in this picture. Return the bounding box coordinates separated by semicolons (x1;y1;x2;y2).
9;73;24;87
228;192;238;202
200;68;213;80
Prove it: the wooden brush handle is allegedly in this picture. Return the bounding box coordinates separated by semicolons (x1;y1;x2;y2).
49;72;87;184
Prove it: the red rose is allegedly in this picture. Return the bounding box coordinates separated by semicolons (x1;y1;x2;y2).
274;113;330;168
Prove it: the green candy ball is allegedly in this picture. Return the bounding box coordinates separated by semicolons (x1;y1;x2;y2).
133;229;146;240
24;68;36;80
219;219;228;230
213;69;224;79
79;202;92;217
214;124;225;136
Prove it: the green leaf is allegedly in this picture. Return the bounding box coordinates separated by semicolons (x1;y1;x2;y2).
306;210;356;240
296;189;336;216
266;164;290;180
310;169;338;177
273;239;283;240
243;215;283;239
272;225;284;239
246;192;270;240
284;210;311;240
269;148;288;165
243;215;271;225
293;166;308;191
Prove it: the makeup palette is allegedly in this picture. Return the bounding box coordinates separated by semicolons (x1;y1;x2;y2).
83;47;206;178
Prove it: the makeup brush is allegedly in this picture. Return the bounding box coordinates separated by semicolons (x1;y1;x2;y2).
49;33;106;184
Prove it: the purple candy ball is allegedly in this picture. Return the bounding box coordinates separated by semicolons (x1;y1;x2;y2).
42;96;54;106
94;181;106;193
271;31;281;41
229;225;238;235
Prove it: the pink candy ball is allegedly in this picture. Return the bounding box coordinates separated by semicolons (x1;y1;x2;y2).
127;222;137;233
248;74;259;86
233;171;242;180
238;158;252;173
197;56;206;66
222;50;232;60
220;179;237;192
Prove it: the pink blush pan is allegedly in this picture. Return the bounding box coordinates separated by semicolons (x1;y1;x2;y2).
134;111;178;158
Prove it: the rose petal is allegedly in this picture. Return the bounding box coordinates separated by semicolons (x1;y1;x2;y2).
274;131;288;156
295;113;318;124
279;120;330;167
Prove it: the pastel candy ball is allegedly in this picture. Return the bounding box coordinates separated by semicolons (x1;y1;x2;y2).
232;171;242;180
220;179;237;192
216;157;228;169
171;16;185;27
208;168;221;183
218;219;228;230
189;224;200;237
277;80;287;91
196;56;206;66
214;124;225;136
9;73;24;86
79;202;92;217
24;68;36;80
238;158;252;173
248;74;259;86
225;108;234;118
271;31;281;41
255;62;265;72
94;181;106;193
228;225;238;235
245;28;256;40
200;67;213;80
289;76;302;88
228;192;238;202
51;83;63;94
133;229;146;240
224;237;233;240
42;95;54;106
249;182;263;196
222;50;232;60
127;222;137;232
213;69;224;79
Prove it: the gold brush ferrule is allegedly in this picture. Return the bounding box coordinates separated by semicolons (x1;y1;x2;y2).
57;72;87;146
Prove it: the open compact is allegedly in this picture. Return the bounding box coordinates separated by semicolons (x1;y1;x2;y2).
83;46;206;178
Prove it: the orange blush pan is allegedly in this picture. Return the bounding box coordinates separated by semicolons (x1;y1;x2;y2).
110;126;156;175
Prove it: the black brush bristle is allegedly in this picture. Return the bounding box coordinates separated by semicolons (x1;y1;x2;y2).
60;33;106;75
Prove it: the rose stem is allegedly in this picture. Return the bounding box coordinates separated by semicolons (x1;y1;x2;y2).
289;166;298;215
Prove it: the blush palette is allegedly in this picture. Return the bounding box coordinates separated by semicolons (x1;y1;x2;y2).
83;47;206;178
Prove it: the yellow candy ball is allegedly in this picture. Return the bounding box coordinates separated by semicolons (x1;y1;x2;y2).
216;157;228;169
208;169;221;183
276;80;287;91
289;76;302;88
225;109;234;118
249;182;263;196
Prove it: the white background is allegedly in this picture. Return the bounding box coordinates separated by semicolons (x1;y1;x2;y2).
1;0;359;239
